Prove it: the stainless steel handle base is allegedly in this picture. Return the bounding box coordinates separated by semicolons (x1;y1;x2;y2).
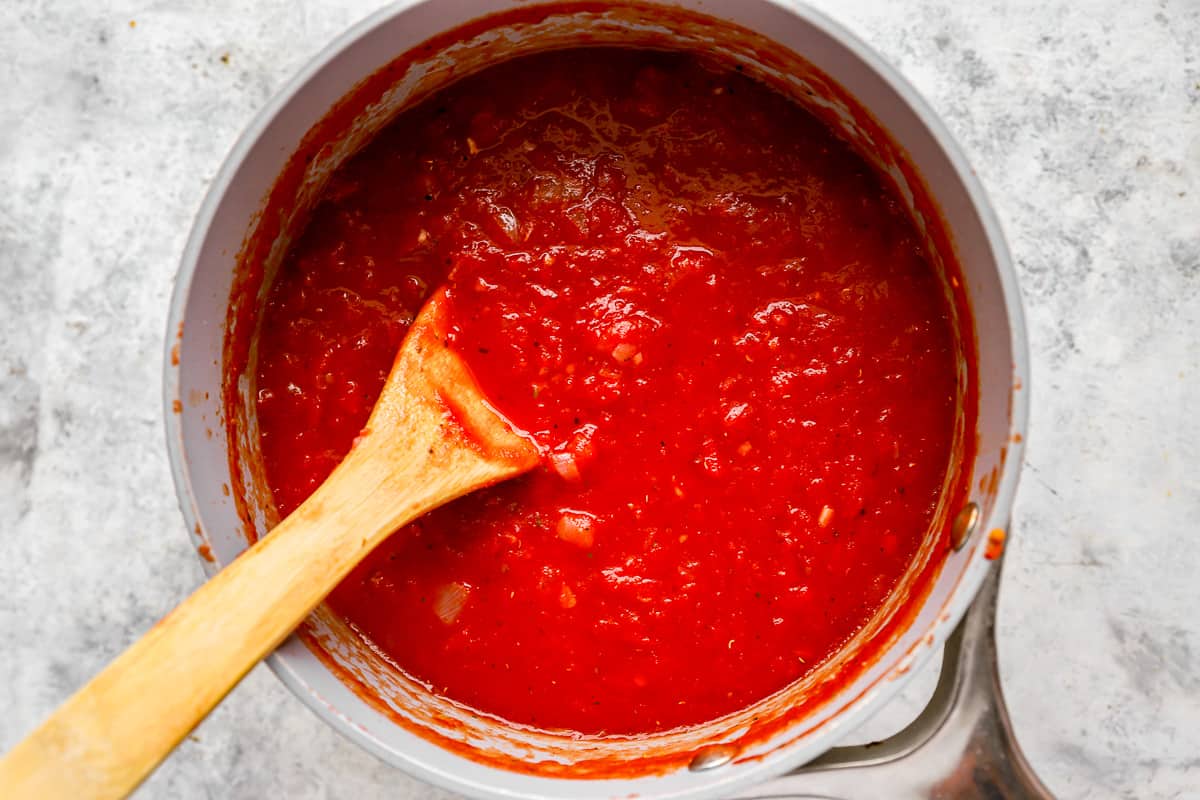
735;557;1053;799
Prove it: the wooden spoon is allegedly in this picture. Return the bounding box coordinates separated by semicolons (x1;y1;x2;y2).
0;288;540;799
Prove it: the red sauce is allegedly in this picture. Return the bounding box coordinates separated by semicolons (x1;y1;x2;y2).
255;49;958;735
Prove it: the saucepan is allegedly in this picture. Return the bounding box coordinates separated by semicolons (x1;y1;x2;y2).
165;1;1037;797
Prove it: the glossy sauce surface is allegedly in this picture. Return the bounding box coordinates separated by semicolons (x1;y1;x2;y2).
255;49;958;734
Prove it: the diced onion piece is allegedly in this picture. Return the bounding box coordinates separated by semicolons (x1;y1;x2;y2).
351;427;372;449
723;402;750;426
818;505;835;528
549;451;582;482
560;583;577;609
494;206;520;243
611;342;639;363
433;582;470;625
568;424;598;465
549;424;598;482
557;512;596;548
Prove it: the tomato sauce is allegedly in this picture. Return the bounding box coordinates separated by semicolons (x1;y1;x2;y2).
254;49;958;735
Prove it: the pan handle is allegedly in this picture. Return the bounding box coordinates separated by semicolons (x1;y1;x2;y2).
734;553;1054;799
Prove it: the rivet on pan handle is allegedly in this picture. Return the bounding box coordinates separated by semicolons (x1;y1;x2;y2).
950;502;980;551
689;744;738;772
732;541;1054;800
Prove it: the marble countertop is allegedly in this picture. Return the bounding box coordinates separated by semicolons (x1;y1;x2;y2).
1;1;1196;797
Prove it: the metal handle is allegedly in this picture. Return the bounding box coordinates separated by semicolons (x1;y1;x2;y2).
735;558;1054;799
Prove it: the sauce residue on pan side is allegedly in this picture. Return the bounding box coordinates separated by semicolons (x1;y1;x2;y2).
254;48;960;736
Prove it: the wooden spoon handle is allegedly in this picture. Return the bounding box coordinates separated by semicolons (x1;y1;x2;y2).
0;291;538;799
0;507;370;797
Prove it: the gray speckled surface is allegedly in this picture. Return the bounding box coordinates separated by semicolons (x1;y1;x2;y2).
1;1;1197;798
